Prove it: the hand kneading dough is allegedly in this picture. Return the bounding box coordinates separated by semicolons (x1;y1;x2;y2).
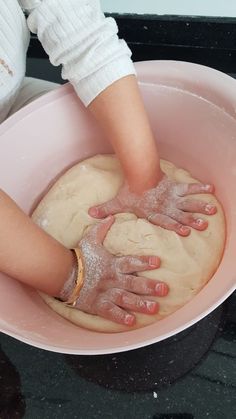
32;155;225;333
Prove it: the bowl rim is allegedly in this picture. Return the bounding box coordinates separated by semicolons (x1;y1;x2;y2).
0;60;236;354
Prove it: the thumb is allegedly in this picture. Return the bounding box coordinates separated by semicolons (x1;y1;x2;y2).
88;197;122;219
89;216;115;244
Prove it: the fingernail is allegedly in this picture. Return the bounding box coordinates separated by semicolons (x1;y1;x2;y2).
155;283;169;296
145;301;158;313
205;204;216;214
193;218;206;227
124;314;135;325
89;207;99;217
149;256;160;268
180;225;190;235
204;184;213;191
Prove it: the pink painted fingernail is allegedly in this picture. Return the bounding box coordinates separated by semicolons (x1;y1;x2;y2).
155;283;169;296
205;204;216;214
145;301;158;313
124;314;135;325
149;256;160;268
193;218;206;227
179;226;190;235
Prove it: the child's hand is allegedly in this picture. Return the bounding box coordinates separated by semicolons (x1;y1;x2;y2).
70;216;168;326
89;175;217;236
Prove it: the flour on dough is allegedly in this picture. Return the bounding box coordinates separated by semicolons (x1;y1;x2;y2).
32;155;225;333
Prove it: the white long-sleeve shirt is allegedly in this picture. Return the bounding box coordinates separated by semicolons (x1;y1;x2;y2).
0;0;135;123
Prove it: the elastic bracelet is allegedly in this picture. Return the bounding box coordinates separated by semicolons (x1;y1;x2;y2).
64;247;84;307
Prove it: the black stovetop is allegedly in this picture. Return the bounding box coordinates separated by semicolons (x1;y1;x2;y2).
0;291;235;419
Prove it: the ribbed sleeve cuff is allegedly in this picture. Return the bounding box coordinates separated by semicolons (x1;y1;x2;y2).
24;0;136;106
72;56;136;106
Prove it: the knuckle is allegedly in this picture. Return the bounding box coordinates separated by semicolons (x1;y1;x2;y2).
112;261;120;278
117;256;128;273
177;211;193;224
102;204;110;214
106;288;124;305
113;289;137;307
134;256;148;269
118;290;128;306
176;183;188;196
116;256;143;274
123;257;135;272
112;307;126;322
114;257;125;273
96;296;112;313
127;276;151;295
160;214;174;227
97;297;127;323
186;214;196;223
125;256;134;264
140;278;153;293
124;275;136;290
108;198;118;211
180;198;191;208
134;296;145;309
122;292;140;308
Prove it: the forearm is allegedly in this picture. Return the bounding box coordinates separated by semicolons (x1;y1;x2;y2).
24;1;161;193
88;75;161;193
0;189;73;296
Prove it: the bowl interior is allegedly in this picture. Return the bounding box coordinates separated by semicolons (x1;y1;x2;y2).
0;61;236;354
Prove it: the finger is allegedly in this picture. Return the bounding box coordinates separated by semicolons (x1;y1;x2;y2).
115;255;161;274
107;275;169;297
176;183;214;197
88;198;122;219
170;209;208;231
147;213;191;236
95;298;135;326
85;216;115;243
177;199;217;215
105;288;159;315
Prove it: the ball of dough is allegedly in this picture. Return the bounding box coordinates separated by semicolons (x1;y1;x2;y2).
32;155;225;333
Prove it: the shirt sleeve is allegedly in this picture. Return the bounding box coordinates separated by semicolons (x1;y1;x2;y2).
0;1;29;122
19;0;136;106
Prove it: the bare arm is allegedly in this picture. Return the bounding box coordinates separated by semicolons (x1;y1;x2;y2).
88;75;216;235
0;2;167;325
0;75;159;291
89;75;161;193
0;189;74;296
23;1;161;193
0;189;167;326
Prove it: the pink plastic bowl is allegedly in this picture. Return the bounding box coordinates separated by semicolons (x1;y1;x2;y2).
0;61;236;354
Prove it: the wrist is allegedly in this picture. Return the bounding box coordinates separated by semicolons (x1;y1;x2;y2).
58;248;85;306
127;165;163;194
58;250;78;301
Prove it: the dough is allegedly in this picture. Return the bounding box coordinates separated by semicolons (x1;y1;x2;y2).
32;155;225;333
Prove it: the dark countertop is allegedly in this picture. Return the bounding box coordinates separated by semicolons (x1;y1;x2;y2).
0;291;235;419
